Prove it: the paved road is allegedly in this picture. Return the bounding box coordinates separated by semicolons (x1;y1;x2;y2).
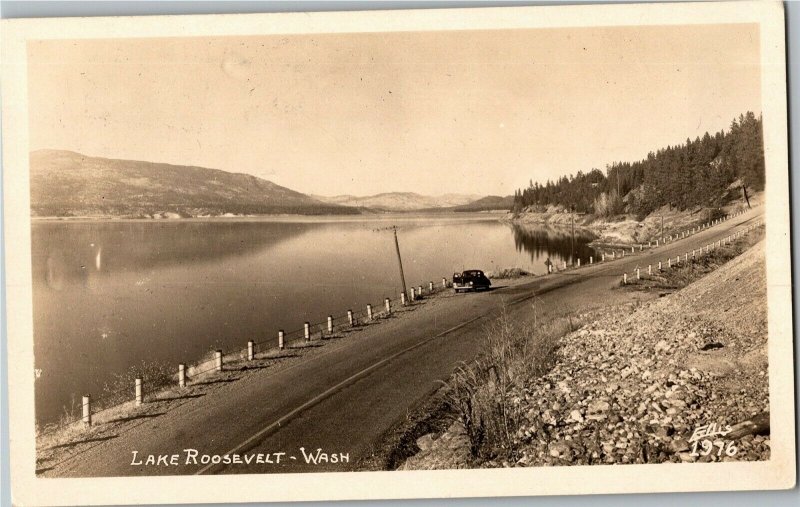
43;207;763;477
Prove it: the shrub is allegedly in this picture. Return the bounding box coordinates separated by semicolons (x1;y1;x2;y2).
487;268;533;279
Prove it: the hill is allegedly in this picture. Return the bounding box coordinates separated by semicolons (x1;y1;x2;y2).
452;195;514;212
29;150;358;218
312;192;483;211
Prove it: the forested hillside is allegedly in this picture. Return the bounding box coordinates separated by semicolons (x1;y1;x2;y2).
452;195;514;212
513;112;764;218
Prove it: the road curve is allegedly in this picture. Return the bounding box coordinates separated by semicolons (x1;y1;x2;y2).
42;207;764;477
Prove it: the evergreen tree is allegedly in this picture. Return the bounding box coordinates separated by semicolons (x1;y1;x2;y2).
512;112;764;215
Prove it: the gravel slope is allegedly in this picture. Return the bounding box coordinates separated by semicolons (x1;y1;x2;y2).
403;239;769;469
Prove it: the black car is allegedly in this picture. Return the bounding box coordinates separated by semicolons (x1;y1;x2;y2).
452;270;492;293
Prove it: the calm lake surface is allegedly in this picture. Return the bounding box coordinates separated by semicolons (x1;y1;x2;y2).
32;213;597;425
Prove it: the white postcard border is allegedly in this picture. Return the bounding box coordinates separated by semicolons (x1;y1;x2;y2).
1;2;794;505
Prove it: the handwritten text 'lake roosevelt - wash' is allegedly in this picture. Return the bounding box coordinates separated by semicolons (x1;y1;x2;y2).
130;448;349;467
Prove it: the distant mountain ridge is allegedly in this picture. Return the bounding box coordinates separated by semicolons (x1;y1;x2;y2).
312;192;485;211
29;150;358;218
452;195;514;212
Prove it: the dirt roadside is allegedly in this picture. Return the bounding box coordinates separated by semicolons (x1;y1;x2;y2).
399;233;768;469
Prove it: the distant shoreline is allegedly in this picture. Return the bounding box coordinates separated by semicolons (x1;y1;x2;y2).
30;210;509;223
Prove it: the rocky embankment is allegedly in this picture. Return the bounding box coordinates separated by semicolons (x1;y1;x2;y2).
402;239;768;469
508;195;762;247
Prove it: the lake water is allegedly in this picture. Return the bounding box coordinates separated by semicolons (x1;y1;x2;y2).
31;213;597;425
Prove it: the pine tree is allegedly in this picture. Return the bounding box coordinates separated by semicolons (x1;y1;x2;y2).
512;112;764;215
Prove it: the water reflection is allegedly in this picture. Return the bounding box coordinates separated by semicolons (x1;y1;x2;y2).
32;221;312;286
510;223;597;266
31;216;597;425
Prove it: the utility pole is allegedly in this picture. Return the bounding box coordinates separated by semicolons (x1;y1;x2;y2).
571;205;575;266
661;215;664;237
392;226;408;298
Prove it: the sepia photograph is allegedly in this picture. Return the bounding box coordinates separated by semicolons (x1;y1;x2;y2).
1;1;795;505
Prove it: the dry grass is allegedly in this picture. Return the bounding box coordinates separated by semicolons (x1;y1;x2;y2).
36;359;177;438
442;303;582;461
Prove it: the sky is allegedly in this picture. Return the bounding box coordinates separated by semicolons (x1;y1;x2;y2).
27;24;761;197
